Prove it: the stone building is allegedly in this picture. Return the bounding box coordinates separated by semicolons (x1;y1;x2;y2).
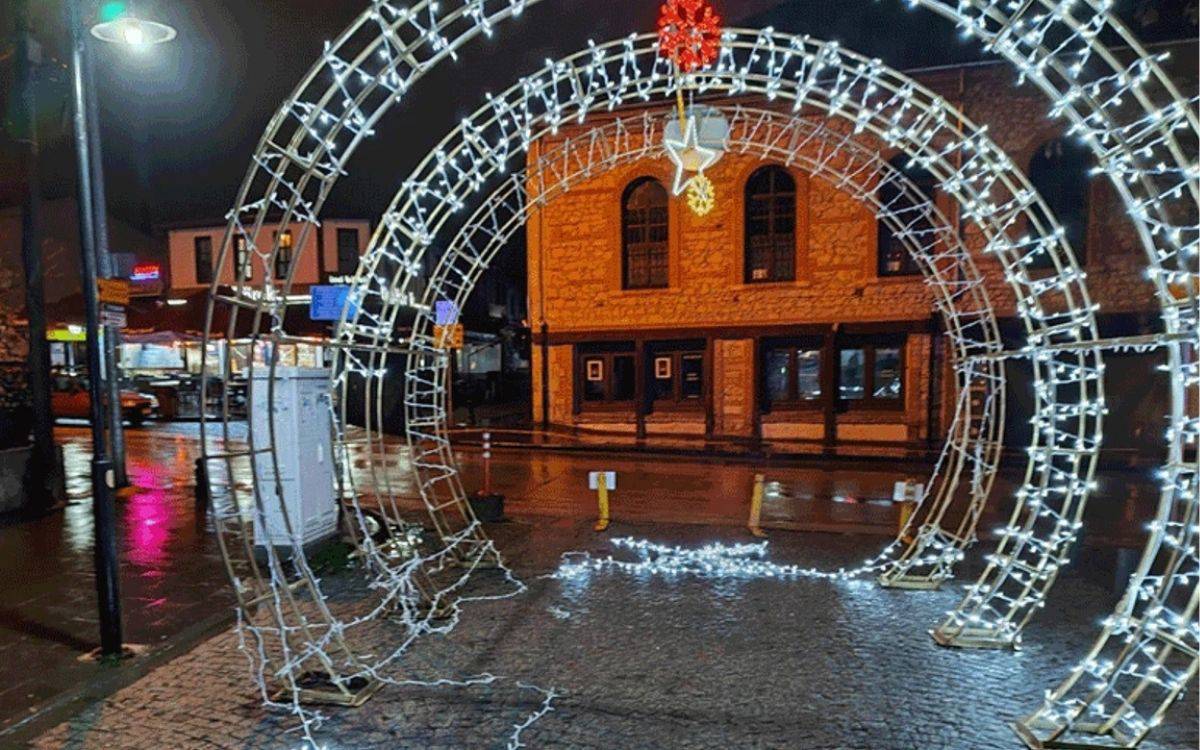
524;50;1192;458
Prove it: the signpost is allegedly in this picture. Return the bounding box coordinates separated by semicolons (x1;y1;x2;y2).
97;277;129;306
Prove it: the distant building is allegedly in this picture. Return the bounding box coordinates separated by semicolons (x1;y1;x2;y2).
164;218;372;291
525;52;1192;458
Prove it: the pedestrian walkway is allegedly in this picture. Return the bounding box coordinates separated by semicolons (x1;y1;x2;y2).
26;520;1198;750
1;422;1160;744
0;426;235;740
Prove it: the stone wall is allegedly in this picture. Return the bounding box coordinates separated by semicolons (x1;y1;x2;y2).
525;59;1168;450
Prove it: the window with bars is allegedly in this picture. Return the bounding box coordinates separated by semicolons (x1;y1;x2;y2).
193;236;213;285
621;177;669;289
877;156;936;277
744;166;796;283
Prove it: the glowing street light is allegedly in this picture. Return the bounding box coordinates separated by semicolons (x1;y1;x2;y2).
89;2;176;47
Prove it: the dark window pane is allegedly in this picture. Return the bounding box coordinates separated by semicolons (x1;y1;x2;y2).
680;354;703;400
623;178;669;289
651;355;673;401
582;357;605;401
336;228;360;276
764;349;791;403
797;350;822;400
839;348;865;400
1027;139;1091;269
873;347;902;399
194;236;213;285
612;355;636;400
745;166;796;283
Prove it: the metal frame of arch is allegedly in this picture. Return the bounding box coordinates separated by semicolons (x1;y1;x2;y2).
199;3;1197;747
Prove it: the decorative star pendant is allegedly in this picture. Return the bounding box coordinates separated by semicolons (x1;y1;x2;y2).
664;115;720;196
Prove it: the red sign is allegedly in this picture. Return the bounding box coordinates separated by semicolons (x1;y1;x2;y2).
130;263;161;282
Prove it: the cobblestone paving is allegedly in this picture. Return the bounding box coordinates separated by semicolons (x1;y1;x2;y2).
31;519;1198;750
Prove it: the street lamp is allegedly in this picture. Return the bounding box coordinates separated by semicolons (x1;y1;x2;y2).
67;0;175;659
90;15;177;47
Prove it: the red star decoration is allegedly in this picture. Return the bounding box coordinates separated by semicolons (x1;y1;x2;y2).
657;0;722;73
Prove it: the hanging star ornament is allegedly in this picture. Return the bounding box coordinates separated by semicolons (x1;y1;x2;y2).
664;115;719;196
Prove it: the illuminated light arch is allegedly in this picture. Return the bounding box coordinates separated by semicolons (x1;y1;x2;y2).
353;105;1008;590
199;3;1197;748
343;28;1101;642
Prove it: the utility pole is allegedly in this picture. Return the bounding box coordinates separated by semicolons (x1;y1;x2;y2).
83;40;129;489
15;0;61;509
68;0;123;657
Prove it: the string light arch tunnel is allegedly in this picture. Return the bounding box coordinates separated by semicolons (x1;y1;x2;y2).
198;3;1196;749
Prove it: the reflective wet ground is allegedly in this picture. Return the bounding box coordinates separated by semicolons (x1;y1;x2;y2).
26;519;1199;750
0;422;1170;742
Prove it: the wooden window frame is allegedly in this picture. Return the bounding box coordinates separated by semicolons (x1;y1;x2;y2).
576;346;637;411
647;345;706;411
621;177;670;290
837;336;906;411
744;165;797;284
877;159;935;278
1026;137;1091;270
759;337;825;413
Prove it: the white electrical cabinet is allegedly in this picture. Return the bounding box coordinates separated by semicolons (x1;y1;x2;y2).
249;367;338;549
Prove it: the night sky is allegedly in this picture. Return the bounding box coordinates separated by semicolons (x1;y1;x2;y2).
0;0;1195;233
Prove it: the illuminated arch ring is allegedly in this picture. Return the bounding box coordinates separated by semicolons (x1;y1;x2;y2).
346;105;1008;590
200;1;1196;745
340;29;1101;646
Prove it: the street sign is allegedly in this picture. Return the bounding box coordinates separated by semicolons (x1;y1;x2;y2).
97;278;130;306
309;285;354;321
433;323;464;350
588;471;617;491
99;304;127;329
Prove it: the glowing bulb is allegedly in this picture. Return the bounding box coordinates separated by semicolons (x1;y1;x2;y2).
121;20;146;45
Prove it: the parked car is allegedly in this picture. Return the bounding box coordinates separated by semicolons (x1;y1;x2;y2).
51;372;159;426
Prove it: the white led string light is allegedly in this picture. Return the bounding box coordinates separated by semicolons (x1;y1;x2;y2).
344;29;1102;655
365;105;1006;590
198;2;1196;748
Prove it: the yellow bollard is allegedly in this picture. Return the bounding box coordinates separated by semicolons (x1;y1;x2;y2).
594;472;610;532
748;473;767;538
897;499;917;544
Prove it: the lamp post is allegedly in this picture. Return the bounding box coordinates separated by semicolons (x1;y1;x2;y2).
67;0;176;658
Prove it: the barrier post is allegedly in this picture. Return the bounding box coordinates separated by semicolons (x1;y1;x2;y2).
594;473;610;532
748;473;767;538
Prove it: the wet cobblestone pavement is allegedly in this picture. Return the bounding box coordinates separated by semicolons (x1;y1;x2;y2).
27;518;1198;750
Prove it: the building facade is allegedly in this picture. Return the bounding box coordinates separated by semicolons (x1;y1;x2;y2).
525;56;1186;456
165;218;372;291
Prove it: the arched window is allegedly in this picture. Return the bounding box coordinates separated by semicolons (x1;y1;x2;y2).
877;156;937;277
744;166;796;283
1028;138;1091;268
621;177;670;289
